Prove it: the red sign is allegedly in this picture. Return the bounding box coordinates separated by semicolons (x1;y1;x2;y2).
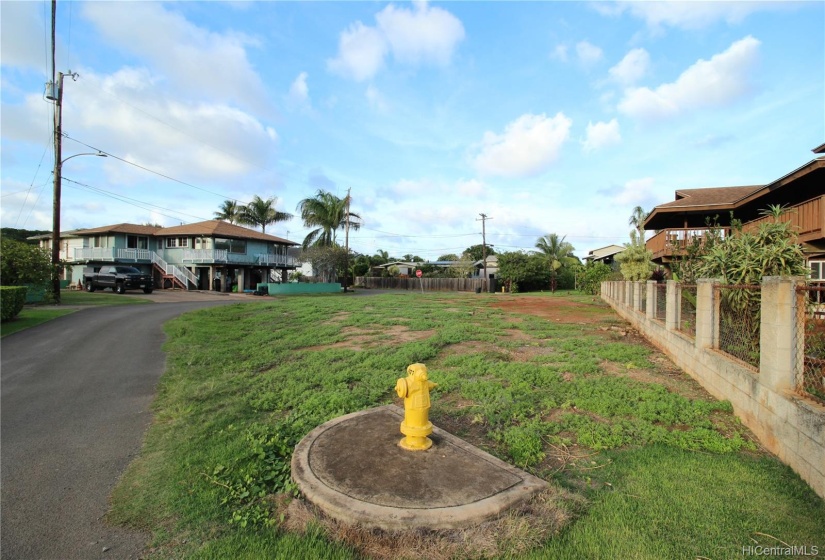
416;269;423;278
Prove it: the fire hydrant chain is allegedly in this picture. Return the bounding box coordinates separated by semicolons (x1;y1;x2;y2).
396;363;437;451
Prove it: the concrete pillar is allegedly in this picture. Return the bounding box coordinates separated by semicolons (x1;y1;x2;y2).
759;276;804;393
281;268;288;282
633;282;642;312
666;280;679;331
695;279;720;349
237;269;245;291
646;281;656;320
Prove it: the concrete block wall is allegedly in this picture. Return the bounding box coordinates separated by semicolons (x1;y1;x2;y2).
601;277;825;500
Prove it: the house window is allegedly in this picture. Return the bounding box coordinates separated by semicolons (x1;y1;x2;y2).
214;238;246;254
811;261;824;281
127;235;148;249
165;237;190;248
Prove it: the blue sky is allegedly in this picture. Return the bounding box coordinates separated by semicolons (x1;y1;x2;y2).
1;1;822;260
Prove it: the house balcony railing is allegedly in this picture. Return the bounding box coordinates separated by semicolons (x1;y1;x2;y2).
73;248;152;262
741;195;823;242
181;249;295;267
646;227;732;262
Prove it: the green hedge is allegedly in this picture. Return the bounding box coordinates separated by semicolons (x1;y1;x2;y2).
1;286;28;322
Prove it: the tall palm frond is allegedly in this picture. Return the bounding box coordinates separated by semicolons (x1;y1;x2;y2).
214;200;241;224
534;233;576;270
297;190;361;249
238;195;293;235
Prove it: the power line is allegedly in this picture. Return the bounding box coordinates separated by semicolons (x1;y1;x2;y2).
62;134;234;201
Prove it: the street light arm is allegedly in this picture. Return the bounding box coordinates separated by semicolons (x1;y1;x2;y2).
60;152;107;166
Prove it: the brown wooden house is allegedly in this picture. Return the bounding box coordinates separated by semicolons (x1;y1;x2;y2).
643;148;825;276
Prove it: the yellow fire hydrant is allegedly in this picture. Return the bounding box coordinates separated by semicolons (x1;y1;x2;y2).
395;363;438;451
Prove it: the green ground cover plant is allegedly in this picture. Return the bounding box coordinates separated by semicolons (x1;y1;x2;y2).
109;292;825;559
0;290;149;337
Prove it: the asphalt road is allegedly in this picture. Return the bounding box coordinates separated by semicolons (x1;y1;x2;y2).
1;299;234;560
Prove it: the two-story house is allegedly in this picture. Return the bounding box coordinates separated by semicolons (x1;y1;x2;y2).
35;220;298;292
643;146;825;277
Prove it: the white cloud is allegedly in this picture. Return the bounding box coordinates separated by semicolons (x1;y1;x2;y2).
328;1;465;82
365;85;389;112
583;119;621;152
456;179;487;197
375;2;465;65
0;1;48;70
611;177;658;207
576;41;603;66
81;3;270;116
472;113;572;178
618;36;760;121
327;21;387;82
604;1;786;31
59;68;278;181
608;48;650;86
289;72;309;103
550;44;569;62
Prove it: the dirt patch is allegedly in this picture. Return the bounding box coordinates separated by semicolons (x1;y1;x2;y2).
278;486;584;560
306;325;435;351
491;296;611;324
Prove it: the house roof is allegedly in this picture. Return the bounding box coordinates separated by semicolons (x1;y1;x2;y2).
72;223;162;236
586;244;625;260
152;220;296;244
643;156;825;231
813;142;825;154
67;220;297;244
653;185;762;211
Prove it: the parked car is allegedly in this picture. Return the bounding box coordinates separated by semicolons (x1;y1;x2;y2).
83;266;154;294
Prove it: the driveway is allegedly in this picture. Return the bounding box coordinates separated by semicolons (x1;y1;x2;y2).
1;298;236;560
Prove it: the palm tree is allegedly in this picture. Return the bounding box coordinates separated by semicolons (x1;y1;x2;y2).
373;249;390;265
214;200;242;224
238;195;292;234
296;190;361;248
629;206;649;236
534;233;577;292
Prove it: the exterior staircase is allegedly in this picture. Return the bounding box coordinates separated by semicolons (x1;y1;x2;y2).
151;253;197;290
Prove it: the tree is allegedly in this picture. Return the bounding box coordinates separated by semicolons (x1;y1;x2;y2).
1;228;50;244
629;206;649;237
299;245;350;283
402;254;423;262
214;200;242;224
579;262;613;295
0;238;53;287
437;253;459;261
238;196;292;234
297;190;361;248
497;251;552;292
373;250;390;265
462;244;496;262
615;230;653;281
534;233;577;292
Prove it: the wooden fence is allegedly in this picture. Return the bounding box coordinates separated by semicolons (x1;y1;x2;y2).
355;277;486;292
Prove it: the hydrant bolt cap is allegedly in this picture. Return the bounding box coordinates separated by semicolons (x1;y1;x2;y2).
395;378;408;398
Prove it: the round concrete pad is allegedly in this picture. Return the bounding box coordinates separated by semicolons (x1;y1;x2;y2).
292;405;547;530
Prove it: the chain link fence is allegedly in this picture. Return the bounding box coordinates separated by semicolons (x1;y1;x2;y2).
677;284;697;338
796;285;825;404
716;284;761;369
655;283;667;321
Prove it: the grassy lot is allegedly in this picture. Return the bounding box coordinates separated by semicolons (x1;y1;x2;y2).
109;292;825;559
1;290;150;337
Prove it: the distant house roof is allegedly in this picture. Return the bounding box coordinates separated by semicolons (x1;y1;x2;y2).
586;244;625;261
473;255;498;267
813;142;825;154
72;223;162;236
375;261;418;268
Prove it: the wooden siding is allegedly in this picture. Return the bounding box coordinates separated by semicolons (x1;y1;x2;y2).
741;196;823;242
646;227;731;262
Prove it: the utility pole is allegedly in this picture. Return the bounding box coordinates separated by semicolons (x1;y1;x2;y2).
343;188;351;293
477;213;492;292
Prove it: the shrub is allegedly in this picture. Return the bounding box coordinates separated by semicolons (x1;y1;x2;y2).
579;262;612;295
1;286;28;322
0;237;53;286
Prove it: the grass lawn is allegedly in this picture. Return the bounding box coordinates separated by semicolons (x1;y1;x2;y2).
1;290;150;337
109;292;825;559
